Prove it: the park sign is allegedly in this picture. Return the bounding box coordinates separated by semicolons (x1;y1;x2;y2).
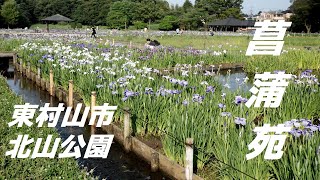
6;103;116;159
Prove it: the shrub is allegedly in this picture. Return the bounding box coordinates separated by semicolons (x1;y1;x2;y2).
133;21;146;30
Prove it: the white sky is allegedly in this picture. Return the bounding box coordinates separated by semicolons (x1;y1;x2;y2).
167;0;292;14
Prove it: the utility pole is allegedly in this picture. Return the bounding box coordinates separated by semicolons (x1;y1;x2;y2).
250;6;253;19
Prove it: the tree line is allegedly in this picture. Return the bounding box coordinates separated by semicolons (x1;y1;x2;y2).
0;0;319;32
0;0;244;30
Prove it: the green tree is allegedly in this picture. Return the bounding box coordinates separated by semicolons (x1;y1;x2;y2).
195;0;243;19
107;11;127;29
179;8;207;30
34;0;78;21
182;0;193;12
290;0;320;33
73;0;112;26
219;7;243;19
1;0;20;28
133;0;169;23
106;0;137;28
159;15;178;30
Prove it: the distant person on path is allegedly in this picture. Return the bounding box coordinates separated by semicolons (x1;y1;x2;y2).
176;28;180;35
145;38;161;49
91;26;96;38
210;29;214;36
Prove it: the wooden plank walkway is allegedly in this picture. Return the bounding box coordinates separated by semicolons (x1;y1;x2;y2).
0;52;16;58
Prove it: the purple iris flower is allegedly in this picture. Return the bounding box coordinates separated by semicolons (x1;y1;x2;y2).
290;129;303;138
221;112;232;117
284;121;294;127
301;69;312;76
170;78;178;84
218;103;226;108
306;125;319;132
156;86;167;96
109;82;116;89
234;96;248;105
145;88;154;95
192;94;204;103
124;89;136;97
301;119;311;127
182;100;189;106
122;89;139;101
234;117;246;126
170;90;182;95
179;80;188;87
273;70;286;74
206;86;215;93
97;74;104;79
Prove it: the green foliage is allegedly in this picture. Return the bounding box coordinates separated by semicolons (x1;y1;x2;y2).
159;15;178;31
70;22;82;29
179;8;207;30
133;21;146;29
182;0;193;12
0;0;246;29
58;21;68;26
106;0;136;29
73;0;113;26
148;23;160;30
290;0;320;33
1;0;20;27
133;0;170;23
195;0;243;19
106;11;127;29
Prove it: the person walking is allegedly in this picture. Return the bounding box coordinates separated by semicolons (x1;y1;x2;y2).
91;26;97;38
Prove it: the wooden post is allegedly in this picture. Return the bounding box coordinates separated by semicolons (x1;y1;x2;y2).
151;152;159;172
68;80;73;107
49;69;54;96
37;66;41;79
185;138;193;180
27;62;30;78
112;39;114;45
129;41;132;48
36;66;41;85
13;53;17;69
124;107;131;152
19;60;23;73
91;91;96;125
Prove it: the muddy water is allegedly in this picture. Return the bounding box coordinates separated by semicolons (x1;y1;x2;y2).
6;71;167;180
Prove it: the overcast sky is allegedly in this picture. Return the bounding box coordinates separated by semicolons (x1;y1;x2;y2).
167;0;292;14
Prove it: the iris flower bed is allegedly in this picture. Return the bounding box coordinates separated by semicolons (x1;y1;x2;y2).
11;39;320;179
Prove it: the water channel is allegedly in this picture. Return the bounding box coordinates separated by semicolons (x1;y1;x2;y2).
2;56;250;180
4;68;167;179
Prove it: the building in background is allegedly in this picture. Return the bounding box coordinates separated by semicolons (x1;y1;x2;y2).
255;10;293;22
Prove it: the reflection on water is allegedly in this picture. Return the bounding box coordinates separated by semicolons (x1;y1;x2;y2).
6;71;167;180
216;68;252;92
